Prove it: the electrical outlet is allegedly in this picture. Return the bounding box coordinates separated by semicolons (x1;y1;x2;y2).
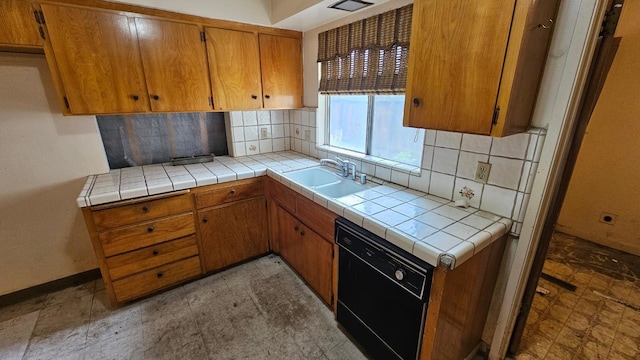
474;162;491;184
260;127;269;139
304;129;311;141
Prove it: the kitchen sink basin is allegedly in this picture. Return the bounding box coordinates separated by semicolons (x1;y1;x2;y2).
284;167;341;187
315;180;368;198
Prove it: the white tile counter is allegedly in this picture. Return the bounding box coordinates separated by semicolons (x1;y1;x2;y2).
77;151;511;269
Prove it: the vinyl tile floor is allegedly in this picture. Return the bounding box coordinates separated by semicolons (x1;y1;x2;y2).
515;232;640;359
0;254;369;360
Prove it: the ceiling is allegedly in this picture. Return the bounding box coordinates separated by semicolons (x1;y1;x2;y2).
109;0;394;32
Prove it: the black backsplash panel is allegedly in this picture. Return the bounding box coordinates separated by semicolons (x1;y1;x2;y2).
97;112;228;169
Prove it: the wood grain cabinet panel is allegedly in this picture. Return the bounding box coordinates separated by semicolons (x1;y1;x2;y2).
198;197;269;272
0;0;42;49
112;256;201;303
92;194;192;230
135;18;213;112
205;27;262;110
275;205;333;305
40;4;151;114
259;34;303;109
404;0;559;136
195;178;264;209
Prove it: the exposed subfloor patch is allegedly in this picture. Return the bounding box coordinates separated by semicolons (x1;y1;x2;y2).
0;255;368;360
516;232;640;359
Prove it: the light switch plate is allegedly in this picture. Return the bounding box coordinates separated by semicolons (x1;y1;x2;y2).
474;161;491;184
260;128;269;139
304;129;311;141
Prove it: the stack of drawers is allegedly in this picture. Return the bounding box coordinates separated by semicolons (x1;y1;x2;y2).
83;192;202;305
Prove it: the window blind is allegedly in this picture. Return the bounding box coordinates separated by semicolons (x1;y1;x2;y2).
317;4;412;94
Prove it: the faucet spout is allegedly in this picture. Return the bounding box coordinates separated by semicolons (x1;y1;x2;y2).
320;157;350;177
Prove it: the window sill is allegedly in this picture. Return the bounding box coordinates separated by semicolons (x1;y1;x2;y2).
315;144;422;177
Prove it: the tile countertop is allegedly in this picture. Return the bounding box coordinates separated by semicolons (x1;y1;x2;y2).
77;151;511;269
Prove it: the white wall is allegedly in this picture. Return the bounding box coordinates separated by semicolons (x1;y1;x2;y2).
108;0;272;26
0;53;109;296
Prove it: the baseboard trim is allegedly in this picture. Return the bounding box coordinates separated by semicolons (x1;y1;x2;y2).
0;269;101;308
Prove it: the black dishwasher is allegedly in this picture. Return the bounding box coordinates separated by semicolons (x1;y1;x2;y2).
335;217;434;360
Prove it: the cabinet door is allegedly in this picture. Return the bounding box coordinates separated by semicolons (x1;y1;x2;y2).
403;0;516;134
205;27;262;110
135;18;212;112
41;4;150;114
276;206;332;305
199;197;269;272
0;0;42;48
259;34;303;109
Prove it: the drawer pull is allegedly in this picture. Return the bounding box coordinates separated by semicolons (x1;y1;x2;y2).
147;226;154;233
202;217;208;223
152;250;159;256
251;95;258;99
229;189;236;196
300;230;305;236
157;272;163;278
294;225;299;231
142;206;149;213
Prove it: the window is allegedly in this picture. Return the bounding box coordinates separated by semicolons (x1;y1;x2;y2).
327;95;425;166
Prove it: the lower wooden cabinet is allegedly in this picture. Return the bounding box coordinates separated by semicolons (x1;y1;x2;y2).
275;205;333;305
82;191;202;306
198;197;269;272
194;178;269;273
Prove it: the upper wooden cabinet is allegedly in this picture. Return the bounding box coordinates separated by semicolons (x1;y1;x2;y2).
205;27;263;110
259;34;303;109
135;18;212;112
205;29;303;110
41;4;151;114
0;0;43;50
403;0;560;136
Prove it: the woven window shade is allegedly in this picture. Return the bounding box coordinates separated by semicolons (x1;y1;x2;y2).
317;4;412;95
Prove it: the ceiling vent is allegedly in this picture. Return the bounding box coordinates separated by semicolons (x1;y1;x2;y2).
328;0;373;12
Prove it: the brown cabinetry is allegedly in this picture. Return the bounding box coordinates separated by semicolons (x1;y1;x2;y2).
135;18;212;112
267;178;336;307
0;0;42;50
205;28;303;110
259;34;303;109
82;192;202;305
40;4;213;115
403;0;560;136
194;178;269;272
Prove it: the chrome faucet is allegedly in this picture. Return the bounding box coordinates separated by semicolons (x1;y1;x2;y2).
347;162;357;181
320;157;349;177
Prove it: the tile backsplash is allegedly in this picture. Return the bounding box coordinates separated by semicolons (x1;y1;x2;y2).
226;108;545;236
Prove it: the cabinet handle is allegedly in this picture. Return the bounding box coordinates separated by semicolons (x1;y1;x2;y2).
147;226;154;233
132;95;139;101
152;250;159;256
265;94;271;99
142;206;149;213
300;231;305;236
156;272;163;278
202;217;208;223
412;98;420;107
152;95;160;100
229;189;236;196
294;225;299;231
251;95;258;99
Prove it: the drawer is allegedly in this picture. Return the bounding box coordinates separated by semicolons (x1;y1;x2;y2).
99;213;195;256
92;194;192;231
112;256;201;303
195;178;264;209
296;195;337;242
266;178;296;212
106;236;199;280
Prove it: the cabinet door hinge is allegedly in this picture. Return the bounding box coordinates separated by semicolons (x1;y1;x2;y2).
63;96;70;109
200;31;206;42
33;10;45;25
492;106;500;125
330;293;334;305
601;1;623;37
208;96;213;107
331;247;335;258
38;27;46;40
